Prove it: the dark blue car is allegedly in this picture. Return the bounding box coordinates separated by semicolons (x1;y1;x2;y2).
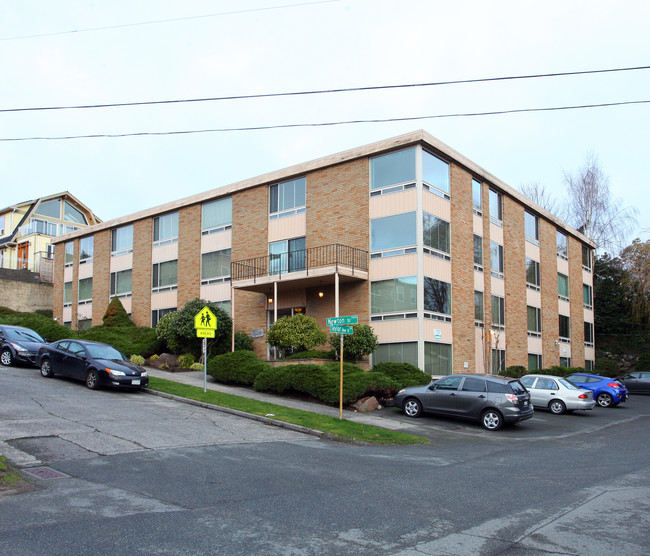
0;324;46;367
565;373;629;408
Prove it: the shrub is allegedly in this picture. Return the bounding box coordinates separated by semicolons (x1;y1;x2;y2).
266;314;327;357
160;363;170;370
595;358;619;377
0;313;75;342
500;365;526;378
79;326;162;358
370;362;430;388
130;354;145;365
149;354;159;362
285;349;335;360
177;353;196;369
102;297;134;327
0;306;18;316
207;351;271;385
234;331;254;352
329;324;378;362
190;362;204;371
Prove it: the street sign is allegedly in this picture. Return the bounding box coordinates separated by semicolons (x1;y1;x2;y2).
194;306;218;330
326;315;358;326
196;329;215;338
329;324;353;335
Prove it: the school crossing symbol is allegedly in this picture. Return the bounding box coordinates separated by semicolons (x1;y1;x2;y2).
194;306;218;338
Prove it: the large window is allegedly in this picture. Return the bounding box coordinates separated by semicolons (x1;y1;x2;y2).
425;342;452;376
153;213;179;245
270;177;306;217
202;197;232;233
63;281;72;306
373;342;418;367
65;241;74;266
527;306;542;336
559;315;571;340
371;277;417;314
474;235;483;268
424;277;451;315
526;258;540;289
35;199;60;218
79;237;93;263
422;150;449;195
557;231;568;259
582;246;592;270
525;211;539;242
474;291;484;322
78;278;92;302
558;273;569;300
423;213;450;255
492;295;505;328
492;349;506;372
371;212;416;255
489;189;502;223
370;148;415;190
63;201;87;225
583;284;593;309
490;241;504;276
110;269;132;297
269;237;305;274
201;249;231;284
111;225;133;255
528;353;542;370
152;260;178;292
472;179;482;213
584;321;594;345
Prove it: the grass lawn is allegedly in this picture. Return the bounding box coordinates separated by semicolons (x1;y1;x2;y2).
148;377;428;445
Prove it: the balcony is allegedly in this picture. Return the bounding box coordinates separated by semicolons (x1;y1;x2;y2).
232;243;368;293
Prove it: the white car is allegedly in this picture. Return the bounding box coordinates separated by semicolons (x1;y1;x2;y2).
519;374;596;415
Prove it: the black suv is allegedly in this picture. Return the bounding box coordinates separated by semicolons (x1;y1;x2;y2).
392;373;533;431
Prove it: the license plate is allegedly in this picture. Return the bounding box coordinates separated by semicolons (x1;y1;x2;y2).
132;379;141;385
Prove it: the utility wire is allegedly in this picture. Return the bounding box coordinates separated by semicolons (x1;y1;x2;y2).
0;0;340;41
2;99;647;142
2;64;649;114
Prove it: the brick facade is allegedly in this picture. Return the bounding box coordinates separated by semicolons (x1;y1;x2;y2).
568;236;586;367
539;218;560;367
177;205;201;308
132;220;153;326
91;230;111;325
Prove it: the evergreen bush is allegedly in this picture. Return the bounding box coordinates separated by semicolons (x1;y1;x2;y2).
130;355;145;365
79;326;162;358
234;331;254;351
370;362;430;387
0;313;75;342
266;314;327;356
207;351;271;385
177;353;196;369
328;324;378;362
102;297;134;327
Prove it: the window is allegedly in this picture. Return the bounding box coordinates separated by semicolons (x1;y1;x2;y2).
46;244;55;258
201;249;231;284
269;237;305;274
425;342;452;376
525;211;539;242
64;241;74;266
79;237;93;263
526;258;540;289
585;360;594;372
583;284;593;309
528;353;542;370
462;377;486;392
527;306;542;336
63;281;72;306
489;189;502;223
424;277;451;315
474;235;483;268
423;213;450;255
557;231;568;259
559;315;571;340
152;260;178;292
152;307;176;327
202;197;232;233
78;278;92;303
370;148;415;190
472;179;482;214
0;214;4;235
269;177;306;217
35;199;60;219
474;291;484;322
374;342;418;367
490;241;504;277
584;321;594;346
215;300;231;316
422;150;449;195
558;273;569;300
111;225;133;255
492;295;505;327
371;212;416;255
153;213;179;245
492;349;506;372
63;201;87;225
110;269;132;297
371;277;417;314
582;246;592;270
77;319;92;331
560;356;571;367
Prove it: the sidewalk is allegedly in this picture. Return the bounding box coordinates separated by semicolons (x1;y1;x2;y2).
145;367;413;433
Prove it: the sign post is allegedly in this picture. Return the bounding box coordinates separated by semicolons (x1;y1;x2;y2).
194;306;218;392
327;315;357;419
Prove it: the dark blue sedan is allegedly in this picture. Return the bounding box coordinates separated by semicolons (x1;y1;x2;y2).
565;373;629;408
0;324;46;367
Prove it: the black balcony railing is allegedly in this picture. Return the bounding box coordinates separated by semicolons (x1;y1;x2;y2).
232;243;368;281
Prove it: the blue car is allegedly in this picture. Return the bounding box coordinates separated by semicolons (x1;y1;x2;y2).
565;373;629;408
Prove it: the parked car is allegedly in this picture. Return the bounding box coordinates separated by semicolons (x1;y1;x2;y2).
618;371;650;394
519;374;596;414
564;373;629;407
0;324;47;367
392;373;533;431
37;339;148;390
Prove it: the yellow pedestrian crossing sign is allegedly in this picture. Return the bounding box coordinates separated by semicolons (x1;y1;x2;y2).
194;306;218;330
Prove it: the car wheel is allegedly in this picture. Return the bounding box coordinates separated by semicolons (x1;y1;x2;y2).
86;369;99;390
596;392;613;407
0;348;13;366
403;398;422;418
481;409;503;431
40;359;54;378
549;399;566;415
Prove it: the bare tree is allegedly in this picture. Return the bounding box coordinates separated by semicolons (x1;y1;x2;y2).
564;153;638;253
519;181;565;218
620;239;650;324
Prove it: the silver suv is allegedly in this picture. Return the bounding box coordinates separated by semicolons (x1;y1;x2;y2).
392;373;533;431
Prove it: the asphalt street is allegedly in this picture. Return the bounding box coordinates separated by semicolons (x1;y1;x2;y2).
1;364;649;555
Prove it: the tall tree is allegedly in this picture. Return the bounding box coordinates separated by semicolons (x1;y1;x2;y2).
519;181;565;217
620;239;650;325
593;253;634;336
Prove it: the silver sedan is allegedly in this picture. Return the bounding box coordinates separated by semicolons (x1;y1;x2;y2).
519;374;596;415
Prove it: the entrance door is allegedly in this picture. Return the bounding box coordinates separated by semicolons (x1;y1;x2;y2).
17;243;29;270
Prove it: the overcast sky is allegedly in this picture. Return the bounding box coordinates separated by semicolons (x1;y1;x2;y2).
2;0;649;249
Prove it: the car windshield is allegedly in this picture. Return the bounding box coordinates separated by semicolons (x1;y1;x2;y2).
85;344;125;361
558;378;580;390
507;380;527;395
4;328;44;342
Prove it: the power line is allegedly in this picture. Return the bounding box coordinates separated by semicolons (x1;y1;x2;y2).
2;99;647;142
0;1;340;41
2;64;649;114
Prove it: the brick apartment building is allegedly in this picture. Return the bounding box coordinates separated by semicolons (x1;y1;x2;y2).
51;130;596;375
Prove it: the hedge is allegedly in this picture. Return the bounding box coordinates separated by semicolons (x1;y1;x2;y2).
207;351;271;385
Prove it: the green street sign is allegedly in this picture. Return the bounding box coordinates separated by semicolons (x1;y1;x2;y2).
326;315;358;326
329;324;353;335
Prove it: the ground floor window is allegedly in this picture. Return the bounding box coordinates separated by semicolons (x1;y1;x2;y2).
585;360;594;371
77;319;92;331
528;353;542;370
425;342;452;376
152;307;176;327
492;349;506;373
373;342;418;368
560;356;571;367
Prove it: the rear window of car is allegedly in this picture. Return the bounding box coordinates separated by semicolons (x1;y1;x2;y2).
486;381;509;393
507;380;527;395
